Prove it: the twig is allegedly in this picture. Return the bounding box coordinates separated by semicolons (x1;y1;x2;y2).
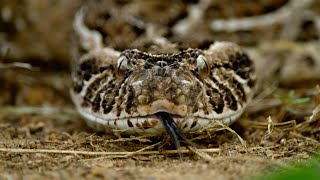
210;0;314;31
172;0;211;34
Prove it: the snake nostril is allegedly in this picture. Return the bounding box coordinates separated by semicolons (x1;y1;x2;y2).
152;65;172;77
163;66;171;76
152;65;161;76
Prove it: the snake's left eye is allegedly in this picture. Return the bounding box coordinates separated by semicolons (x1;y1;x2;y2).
116;56;131;76
196;55;210;77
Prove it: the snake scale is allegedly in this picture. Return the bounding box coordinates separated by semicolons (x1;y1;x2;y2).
70;0;256;145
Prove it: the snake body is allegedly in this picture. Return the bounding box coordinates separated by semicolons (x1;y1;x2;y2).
71;1;256;135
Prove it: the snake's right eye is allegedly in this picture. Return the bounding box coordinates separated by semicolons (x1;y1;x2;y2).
196;55;210;78
116;56;131;76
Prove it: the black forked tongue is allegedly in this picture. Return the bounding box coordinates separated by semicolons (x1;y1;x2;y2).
155;112;195;159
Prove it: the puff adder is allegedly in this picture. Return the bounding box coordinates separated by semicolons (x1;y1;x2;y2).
70;1;256;143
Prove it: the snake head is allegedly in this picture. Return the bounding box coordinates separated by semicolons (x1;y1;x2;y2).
115;49;207;117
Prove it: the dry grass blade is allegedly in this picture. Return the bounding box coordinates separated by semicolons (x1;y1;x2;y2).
267;116;274;135
296;104;320;129
199;120;247;150
187;146;216;162
79;141;164;161
240;119;296;131
104;137;152;143
246;99;282;114
122;141;162;158
215;121;247;151
0;49;37;70
0;147;221;157
248;82;279;107
0;62;36;70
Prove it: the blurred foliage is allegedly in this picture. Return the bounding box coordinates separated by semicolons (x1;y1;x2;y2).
274;90;311;110
253;152;320;180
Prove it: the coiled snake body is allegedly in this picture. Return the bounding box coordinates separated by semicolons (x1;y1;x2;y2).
70;1;256;143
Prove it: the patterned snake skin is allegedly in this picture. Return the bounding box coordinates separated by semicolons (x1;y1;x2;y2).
70;1;256;136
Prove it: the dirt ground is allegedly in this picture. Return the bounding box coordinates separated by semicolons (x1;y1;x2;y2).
0;0;320;179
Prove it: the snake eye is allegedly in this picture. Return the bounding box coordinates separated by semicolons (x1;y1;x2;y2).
116;56;131;76
196;55;210;77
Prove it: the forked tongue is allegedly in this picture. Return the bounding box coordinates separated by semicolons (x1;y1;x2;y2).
154;112;195;158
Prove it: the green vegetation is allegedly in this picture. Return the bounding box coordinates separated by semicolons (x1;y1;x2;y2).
253;153;320;180
274;90;311;106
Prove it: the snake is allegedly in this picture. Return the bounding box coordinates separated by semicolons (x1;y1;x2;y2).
70;0;256;147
